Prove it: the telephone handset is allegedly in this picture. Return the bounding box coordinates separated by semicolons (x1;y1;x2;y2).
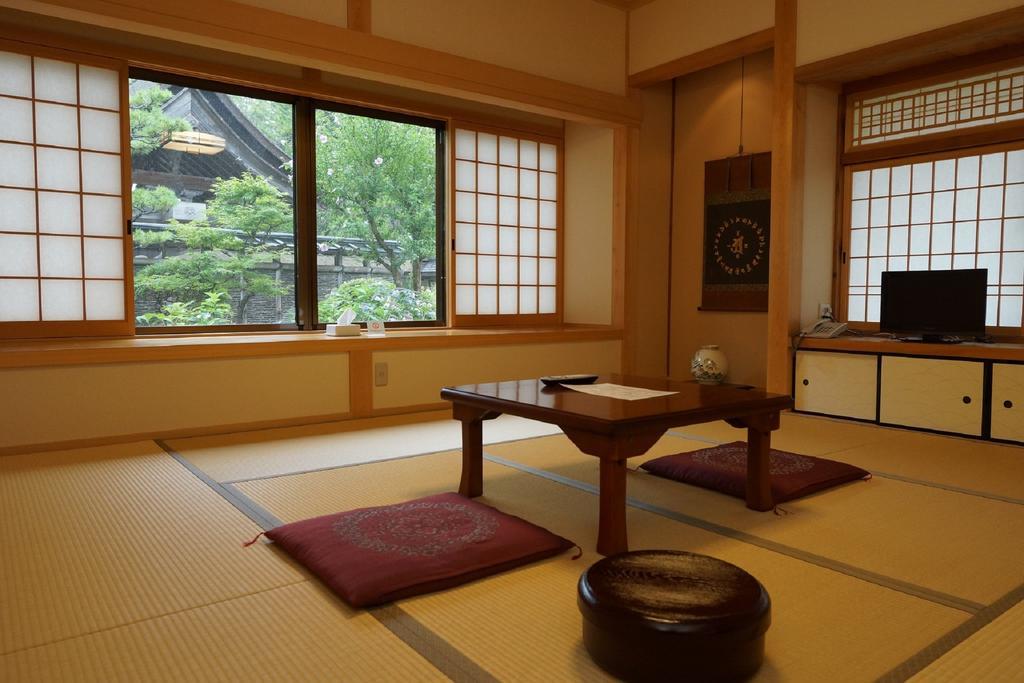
801;320;848;338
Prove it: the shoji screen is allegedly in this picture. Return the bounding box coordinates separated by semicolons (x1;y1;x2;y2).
451;124;561;325
0;43;130;338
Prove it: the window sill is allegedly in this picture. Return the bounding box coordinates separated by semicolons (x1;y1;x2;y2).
0;325;624;369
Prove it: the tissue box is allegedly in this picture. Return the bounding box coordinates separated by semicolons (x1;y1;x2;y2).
326;324;361;337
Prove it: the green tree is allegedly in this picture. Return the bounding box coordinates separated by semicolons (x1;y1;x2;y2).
132;185;177;220
129;85;191;156
315;112;437;290
134;173;294;325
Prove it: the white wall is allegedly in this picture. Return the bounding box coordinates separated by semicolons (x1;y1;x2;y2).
563;123;615;325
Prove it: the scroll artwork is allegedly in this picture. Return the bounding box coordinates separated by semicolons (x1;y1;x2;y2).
701;152;772;311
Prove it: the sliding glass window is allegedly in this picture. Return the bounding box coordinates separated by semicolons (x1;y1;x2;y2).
129;72;297;329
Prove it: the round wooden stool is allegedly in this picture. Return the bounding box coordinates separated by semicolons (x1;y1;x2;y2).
577;550;771;682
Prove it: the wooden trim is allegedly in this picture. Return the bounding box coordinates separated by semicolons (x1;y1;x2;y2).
611;126;628;329
840;121;1024;166
348;349;374;417
798;336;1024;362
765;0;798;394
16;0;641;125
346;0;371;34
628;28;774;89
795;5;1024;85
843;46;1024;99
0;326;623;369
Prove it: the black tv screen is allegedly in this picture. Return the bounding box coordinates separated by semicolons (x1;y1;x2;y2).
880;269;987;338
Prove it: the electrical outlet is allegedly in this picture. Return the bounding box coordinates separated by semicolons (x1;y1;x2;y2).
819;303;834;319
374;362;388;387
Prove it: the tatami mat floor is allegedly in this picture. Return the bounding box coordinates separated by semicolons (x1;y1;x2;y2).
2;411;1022;681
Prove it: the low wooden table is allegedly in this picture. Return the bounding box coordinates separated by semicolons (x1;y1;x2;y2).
440;374;793;555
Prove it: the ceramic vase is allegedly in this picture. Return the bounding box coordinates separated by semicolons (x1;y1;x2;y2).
691;345;728;384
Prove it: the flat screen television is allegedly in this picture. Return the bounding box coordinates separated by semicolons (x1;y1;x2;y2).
879;269;987;342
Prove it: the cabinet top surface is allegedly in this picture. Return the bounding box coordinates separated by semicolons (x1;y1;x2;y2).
798;336;1024;362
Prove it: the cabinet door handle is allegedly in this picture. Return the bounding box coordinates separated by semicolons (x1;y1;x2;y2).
802;379;809;386
962;396;972;404
1005;400;1014;409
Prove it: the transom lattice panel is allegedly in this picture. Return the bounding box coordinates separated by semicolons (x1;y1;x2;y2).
845;146;1024;328
850;65;1024;148
0;47;127;330
452;126;560;320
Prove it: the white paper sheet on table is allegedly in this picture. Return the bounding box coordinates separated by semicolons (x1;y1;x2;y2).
564;383;678;401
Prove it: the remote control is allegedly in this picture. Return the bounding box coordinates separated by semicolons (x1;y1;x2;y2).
540;374;600;385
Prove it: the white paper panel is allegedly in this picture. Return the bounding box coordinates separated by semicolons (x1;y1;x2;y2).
934;159;955;190
84;237;123;278
0;188;36;232
1003;252;1024;285
0;234;38;276
539;172;557;200
455;160;476;191
539;286;556;314
0;96;33;143
519;257;537;285
82;194;123;236
1006;184;1024;217
499;136;517;166
455;222;475;253
477;255;497;284
499;196;517;224
0;142;36;187
78;65;120;110
498;226;517;255
81;152;120;194
477;133;497;163
539;229;556;257
519;169;537;198
36;147;80;191
539;201;556;229
498;255;517;285
34;58;77;104
41;278;83;320
956;156;979;187
39;235;82;277
519;286;537;314
499;285;517;314
0;278;38;320
80;108;120;153
477;225;497;254
455;284;475;315
85;279;124;320
455;254;475;284
519;140;537;169
539;258;556;285
454;129;475;160
478;194;497;224
870;168;889;197
1005;218;1024;250
891;165;911;195
477;163;497;194
539;143;556;172
477;285;497;314
1007;150;1024;183
35;102;79;148
38;191;81;234
1001;296;1023;326
0;51;32;98
519;228;537;256
499;166;517;195
455;191;476;222
519;199;537;228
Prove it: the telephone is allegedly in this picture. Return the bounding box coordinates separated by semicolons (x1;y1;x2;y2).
801;320;848;338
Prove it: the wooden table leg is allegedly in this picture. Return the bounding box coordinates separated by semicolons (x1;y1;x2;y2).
453;404;500;498
728;412;780;511
597;457;628;556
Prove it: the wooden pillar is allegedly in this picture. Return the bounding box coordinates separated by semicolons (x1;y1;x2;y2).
766;0;803;394
347;0;372;33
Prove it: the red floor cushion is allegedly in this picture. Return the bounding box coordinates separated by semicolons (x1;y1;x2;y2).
264;492;575;607
641;442;871;503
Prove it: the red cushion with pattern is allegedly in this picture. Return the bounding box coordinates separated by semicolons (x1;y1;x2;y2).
641;442;871;503
265;492;575;607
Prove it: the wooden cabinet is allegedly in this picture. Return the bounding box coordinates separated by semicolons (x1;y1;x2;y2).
992;363;1024;443
794;351;877;420
879;357;984;436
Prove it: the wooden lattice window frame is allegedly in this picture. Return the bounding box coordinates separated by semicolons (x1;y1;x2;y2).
0;39;132;340
449;122;563;327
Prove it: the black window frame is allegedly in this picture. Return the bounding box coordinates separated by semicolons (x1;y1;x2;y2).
128;67;447;334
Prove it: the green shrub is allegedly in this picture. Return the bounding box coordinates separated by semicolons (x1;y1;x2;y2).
318;278;435;322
